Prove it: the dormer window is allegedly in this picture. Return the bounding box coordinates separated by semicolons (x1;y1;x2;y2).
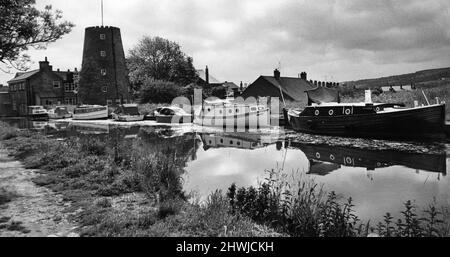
100;51;106;57
100;34;106;40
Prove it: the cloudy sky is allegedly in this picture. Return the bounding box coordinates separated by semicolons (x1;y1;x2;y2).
2;0;450;85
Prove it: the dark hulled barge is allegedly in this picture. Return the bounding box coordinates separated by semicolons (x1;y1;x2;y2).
287;87;446;139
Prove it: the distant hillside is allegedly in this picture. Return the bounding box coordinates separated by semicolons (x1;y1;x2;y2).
343;67;450;89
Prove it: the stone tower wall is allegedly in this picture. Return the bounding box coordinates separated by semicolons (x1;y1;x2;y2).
80;26;131;105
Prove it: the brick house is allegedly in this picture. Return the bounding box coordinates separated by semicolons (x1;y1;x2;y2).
7;57;79;116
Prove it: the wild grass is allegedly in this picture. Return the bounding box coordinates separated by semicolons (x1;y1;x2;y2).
0;122;17;140
225;169;450;237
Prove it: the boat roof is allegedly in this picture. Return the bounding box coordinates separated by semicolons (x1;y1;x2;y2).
310;102;397;107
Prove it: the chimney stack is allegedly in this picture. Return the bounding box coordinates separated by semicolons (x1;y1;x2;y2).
274;69;281;80
300;72;307;80
205;66;209;85
39;57;50;71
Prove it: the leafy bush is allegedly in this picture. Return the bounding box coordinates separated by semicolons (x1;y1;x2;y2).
139;79;186;104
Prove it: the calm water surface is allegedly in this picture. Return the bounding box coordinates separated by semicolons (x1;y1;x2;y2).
3;118;450;222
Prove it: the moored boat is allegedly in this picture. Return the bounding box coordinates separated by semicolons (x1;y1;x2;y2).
288;87;446;139
112;104;144;122
73;105;109;120
27;106;49;120
48;106;72;119
156;106;192;124
194;99;271;128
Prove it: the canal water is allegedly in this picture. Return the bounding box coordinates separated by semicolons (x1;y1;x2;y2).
2;118;450;223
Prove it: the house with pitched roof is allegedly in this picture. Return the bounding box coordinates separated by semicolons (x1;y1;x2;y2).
7;57;79;116
241;69;316;106
196;66;240;98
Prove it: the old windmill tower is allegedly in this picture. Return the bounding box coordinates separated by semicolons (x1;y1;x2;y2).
79;0;131;105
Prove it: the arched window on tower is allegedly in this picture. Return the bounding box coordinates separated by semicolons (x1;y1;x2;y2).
101;69;107;76
100;51;106;57
100;34;106;40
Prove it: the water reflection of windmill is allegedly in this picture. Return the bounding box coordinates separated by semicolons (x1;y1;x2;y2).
290;142;447;175
200;132;281;150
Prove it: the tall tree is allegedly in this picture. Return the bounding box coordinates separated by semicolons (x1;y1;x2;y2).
0;0;74;71
127;36;198;90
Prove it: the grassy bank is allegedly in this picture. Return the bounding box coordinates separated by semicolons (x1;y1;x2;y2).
1;121;449;237
0;122;278;237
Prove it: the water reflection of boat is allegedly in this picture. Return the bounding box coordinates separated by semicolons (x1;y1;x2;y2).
200;132;280;150
290;142;447;175
69;123;110;134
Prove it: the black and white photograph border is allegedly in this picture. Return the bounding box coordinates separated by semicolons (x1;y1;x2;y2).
1;0;450;250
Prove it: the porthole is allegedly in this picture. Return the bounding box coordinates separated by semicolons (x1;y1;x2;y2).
207;108;211;112
230;141;233;145
314;110;320;116
229;109;233;114
219;110;223;114
236;109;239;113
345;157;352;164
375;107;381;112
330;154;335;161
237;142;241;146
316;152;321;159
328;109;334;116
345;109;351;115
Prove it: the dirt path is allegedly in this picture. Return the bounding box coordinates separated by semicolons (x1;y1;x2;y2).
0;145;80;237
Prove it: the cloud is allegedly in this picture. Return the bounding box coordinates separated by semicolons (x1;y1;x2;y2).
1;0;450;85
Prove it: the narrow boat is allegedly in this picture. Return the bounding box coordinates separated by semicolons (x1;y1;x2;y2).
73;105;109;120
194;99;271;128
48;106;72;119
288;87;446;139
156;106;192;124
27;106;49;120
112;104;144;122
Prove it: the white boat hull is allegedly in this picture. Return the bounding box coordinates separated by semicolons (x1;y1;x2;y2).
73;109;108;120
194;109;271;128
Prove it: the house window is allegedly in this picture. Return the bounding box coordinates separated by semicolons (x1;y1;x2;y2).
65;83;75;92
101;69;107;76
116;99;121;105
100;51;106;57
53;81;61;88
100;34;106;40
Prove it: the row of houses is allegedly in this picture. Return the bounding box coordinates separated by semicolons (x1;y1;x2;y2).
1;58;79;117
